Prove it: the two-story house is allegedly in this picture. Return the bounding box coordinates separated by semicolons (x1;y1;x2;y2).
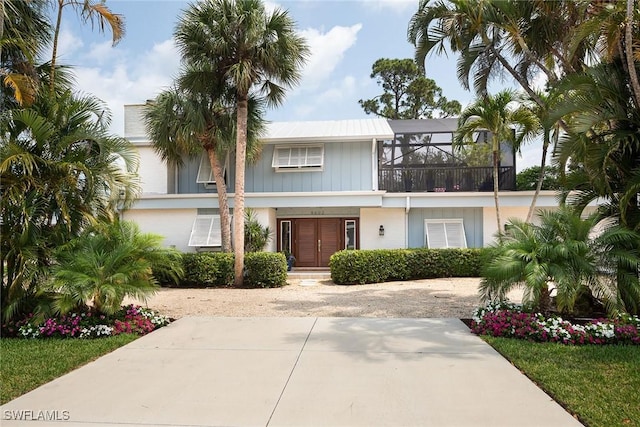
121;103;563;267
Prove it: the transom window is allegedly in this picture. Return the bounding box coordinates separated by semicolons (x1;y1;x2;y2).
272;145;324;171
424;219;467;249
188;215;221;247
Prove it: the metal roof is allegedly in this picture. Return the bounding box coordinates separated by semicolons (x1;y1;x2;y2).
263;118;394;143
388;118;459;134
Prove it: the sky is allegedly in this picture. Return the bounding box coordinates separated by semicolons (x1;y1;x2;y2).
52;0;541;170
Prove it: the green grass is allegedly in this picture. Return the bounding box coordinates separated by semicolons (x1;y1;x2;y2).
0;335;138;404
484;337;640;427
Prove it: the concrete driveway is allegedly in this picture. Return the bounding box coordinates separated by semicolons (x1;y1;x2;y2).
1;317;582;426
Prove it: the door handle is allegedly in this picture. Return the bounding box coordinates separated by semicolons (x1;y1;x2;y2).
318;239;321;253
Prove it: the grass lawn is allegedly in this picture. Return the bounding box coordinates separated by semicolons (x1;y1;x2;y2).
0;335;138;404
484;337;640;427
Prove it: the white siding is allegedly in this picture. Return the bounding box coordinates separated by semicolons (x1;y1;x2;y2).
124;104;148;138
360;208;406;250
121;209;196;252
137;146;168;194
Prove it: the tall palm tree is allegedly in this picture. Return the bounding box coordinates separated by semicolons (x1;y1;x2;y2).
144;65;265;252
455;90;538;233
0;90;140;321
174;0;308;286
525;89;562;223
49;0;124;94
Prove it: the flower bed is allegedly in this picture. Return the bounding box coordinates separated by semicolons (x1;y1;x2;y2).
471;301;640;345
2;305;170;339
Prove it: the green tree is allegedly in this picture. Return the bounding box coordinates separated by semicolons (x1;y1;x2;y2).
52;220;182;315
244;208;272;253
358;58;460;119
516;166;561;192
1;0;51;107
0;90;140;321
481;208;640;315
144;65;265;252
455;90;538;232
174;0;308;287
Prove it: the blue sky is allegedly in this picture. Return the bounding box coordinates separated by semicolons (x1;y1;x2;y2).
53;0;540;170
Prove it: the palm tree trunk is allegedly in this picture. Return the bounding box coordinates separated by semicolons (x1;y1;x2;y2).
50;0;64;95
526;132;550;223
207;148;231;252
625;0;640;108
233;95;249;287
492;146;502;235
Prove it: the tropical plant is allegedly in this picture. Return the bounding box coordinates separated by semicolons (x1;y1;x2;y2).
1;0;51;107
358;57;460;119
0;90;140;321
244;208;271;253
455;90;538;232
480;208;640;315
51;220;183;315
144;64;265;252
174;0;308;286
516;166;562;192
49;0;124;93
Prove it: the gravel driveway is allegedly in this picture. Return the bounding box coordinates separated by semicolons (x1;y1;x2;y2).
134;277;523;319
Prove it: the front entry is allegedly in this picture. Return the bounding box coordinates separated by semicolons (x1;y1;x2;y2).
278;218;358;267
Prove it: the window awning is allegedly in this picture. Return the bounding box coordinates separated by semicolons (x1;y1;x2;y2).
188;215;221;247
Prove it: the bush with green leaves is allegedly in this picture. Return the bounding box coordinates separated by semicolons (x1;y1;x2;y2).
481;208;640;315
330;248;483;285
244;208;272;253
181;252;235;288
243;252;287;288
51;221;183;315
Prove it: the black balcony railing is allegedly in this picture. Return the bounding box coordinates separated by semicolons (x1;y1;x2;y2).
379;166;516;192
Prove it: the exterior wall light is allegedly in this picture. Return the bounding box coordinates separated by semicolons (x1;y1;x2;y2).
379;225;385;236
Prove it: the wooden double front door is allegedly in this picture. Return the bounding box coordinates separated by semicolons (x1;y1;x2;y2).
279;218;358;267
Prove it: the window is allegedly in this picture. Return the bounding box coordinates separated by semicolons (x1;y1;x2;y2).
345;220;356;250
280;220;292;255
272;145;324;171
425;219;467;249
188;215;221;247
196;153;227;185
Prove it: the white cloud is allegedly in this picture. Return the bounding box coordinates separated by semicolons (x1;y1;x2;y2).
368;0;416;13
299;24;362;87
50;27;84;62
292;75;358;119
72;38;180;135
85;40;124;66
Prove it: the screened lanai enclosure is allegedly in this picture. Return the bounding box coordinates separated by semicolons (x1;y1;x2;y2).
379;119;516;193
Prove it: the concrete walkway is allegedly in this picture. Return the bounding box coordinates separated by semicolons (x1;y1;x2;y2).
1;317;582;426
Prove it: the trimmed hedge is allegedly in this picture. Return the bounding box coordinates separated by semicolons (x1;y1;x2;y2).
244;252;288;288
330;248;484;285
181;252;235;288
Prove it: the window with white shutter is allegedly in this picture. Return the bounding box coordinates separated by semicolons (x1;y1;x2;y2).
425;219;467;248
196;153;227;185
272;145;324;171
188;215;222;247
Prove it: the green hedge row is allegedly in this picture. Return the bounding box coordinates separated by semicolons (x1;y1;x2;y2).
329;248;485;285
154;251;287;288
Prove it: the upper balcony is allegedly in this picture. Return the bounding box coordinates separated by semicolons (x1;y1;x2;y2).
379;119;516;193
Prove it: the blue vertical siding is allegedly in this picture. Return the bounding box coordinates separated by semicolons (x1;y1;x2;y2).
244;141;373;192
408;208;483;248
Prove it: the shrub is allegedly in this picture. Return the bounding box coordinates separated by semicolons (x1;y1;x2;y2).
243;252;287;288
330;248;483;285
181;252;235;288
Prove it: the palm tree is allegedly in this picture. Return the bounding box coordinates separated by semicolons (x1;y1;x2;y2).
52;220;182;315
174;0;308;286
481;208;640;315
524;89;563;223
49;0;124;93
144;65;265;252
1;0;51;107
0;90;140;321
455;90;538;233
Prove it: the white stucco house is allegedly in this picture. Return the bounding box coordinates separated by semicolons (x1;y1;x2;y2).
121;103;568;268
